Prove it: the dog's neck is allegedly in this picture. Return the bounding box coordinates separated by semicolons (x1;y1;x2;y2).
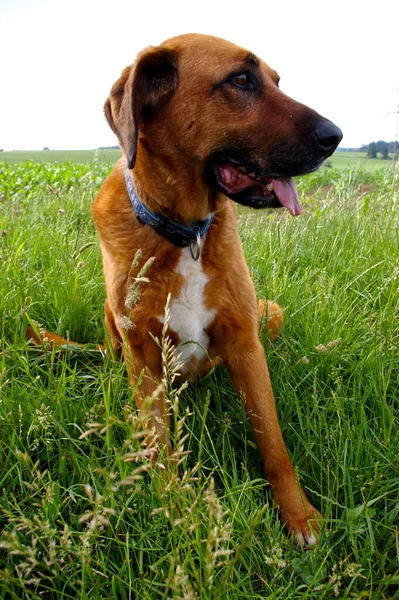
125;164;214;257
129;146;226;224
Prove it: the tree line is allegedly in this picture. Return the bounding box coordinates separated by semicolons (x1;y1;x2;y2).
359;141;398;159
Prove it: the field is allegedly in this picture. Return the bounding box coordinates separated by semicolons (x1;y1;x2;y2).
329;152;396;173
0;149;397;172
0;149;121;164
0;160;398;598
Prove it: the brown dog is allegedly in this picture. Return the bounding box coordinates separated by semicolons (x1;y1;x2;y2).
32;34;342;545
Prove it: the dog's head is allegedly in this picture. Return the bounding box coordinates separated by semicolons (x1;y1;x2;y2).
105;34;342;217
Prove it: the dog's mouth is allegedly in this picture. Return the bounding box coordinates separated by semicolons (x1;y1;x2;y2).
209;159;302;215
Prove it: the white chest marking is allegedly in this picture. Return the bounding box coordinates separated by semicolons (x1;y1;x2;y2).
160;247;216;366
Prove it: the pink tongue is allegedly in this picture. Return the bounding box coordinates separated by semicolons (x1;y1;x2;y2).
272;178;302;216
219;165;302;216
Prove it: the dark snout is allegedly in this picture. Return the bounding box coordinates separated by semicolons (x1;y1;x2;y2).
313;120;343;157
266;115;343;178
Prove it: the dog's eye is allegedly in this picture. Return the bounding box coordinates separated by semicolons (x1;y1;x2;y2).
230;73;250;89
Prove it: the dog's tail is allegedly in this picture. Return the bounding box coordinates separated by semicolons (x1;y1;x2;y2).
27;323;105;352
258;300;283;341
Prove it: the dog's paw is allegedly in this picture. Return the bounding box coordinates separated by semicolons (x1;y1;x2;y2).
27;322;48;345
273;484;321;547
258;299;283;341
280;502;321;547
287;510;320;547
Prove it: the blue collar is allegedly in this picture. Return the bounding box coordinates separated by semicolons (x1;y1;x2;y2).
124;165;214;260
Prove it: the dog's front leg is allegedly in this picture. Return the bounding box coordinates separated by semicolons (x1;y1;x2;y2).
224;338;320;545
123;340;171;460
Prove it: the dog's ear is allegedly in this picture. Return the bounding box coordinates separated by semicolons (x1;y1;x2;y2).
104;47;178;169
104;66;132;158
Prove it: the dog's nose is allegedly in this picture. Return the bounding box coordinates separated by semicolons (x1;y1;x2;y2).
313;121;343;155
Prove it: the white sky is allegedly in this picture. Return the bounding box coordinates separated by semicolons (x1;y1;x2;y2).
1;0;398;150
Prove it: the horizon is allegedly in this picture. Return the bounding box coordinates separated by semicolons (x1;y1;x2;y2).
1;0;398;152
2;145;395;153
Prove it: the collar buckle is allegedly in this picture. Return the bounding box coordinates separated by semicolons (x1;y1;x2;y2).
189;228;202;261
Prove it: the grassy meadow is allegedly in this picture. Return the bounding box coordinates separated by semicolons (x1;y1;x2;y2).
0;149;121;164
0;149;396;171
328;152;396;173
0;158;398;598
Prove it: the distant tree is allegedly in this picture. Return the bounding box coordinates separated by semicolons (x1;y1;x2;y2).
43;146;50;151
379;141;389;159
360;144;368;152
367;142;377;158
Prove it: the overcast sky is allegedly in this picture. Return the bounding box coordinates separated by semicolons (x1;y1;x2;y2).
1;0;398;150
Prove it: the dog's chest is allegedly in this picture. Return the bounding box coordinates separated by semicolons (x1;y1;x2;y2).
162;248;216;365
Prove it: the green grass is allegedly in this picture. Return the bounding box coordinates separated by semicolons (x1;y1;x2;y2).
0;161;398;598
